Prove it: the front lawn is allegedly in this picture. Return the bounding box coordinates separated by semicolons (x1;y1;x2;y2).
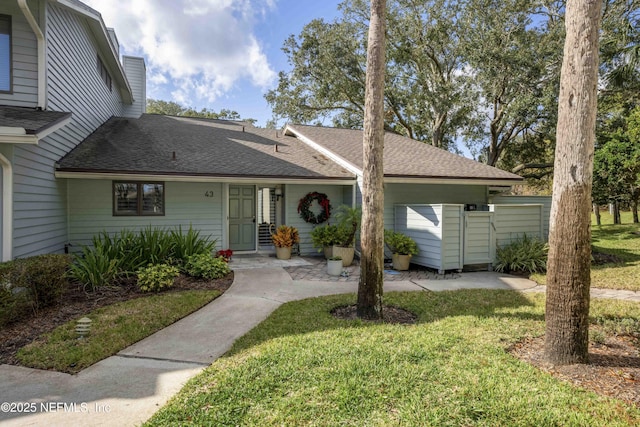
16;290;220;373
146;291;640;426
531;221;640;291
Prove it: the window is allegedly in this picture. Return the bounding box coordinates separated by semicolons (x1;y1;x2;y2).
0;15;11;92
97;55;112;91
113;182;165;216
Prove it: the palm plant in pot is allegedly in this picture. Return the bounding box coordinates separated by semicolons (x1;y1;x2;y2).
271;225;300;260
333;205;361;266
384;230;418;271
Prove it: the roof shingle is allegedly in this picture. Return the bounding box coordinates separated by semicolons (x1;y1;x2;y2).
286;124;523;182
57;115;354;180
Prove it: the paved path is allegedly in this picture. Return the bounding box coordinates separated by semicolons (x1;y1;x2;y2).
0;264;638;426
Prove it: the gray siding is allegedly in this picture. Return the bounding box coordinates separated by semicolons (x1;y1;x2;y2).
384;183;487;231
491;195;551;239
491;204;544;247
0;1;39;107
67;180;224;249
9;3;131;257
394;204;463;272
285;184;352;255
122;56;146;118
463;212;494;265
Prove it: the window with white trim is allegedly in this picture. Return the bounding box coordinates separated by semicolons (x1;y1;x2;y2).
0;15;11;93
113;182;165;216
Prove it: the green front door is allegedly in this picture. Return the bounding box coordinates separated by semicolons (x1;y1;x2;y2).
229;185;256;251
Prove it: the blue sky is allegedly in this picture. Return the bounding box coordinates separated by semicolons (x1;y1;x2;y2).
83;0;344;126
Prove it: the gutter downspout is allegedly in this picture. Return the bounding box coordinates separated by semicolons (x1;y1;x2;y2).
18;0;46;109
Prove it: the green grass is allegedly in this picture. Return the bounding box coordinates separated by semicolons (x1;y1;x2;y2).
17;290;220;373
531;216;640;291
146;291;640;426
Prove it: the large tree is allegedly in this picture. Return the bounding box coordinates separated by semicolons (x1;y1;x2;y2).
544;0;602;365
460;0;563;166
358;0;386;320
265;0;473;150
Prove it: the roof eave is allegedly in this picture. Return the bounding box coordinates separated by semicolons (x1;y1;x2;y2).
54;169;356;185
52;0;134;104
0;112;71;143
383;176;524;186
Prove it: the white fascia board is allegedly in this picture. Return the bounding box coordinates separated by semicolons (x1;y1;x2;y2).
53;0;133;104
0;127;38;144
283;125;363;175
383;177;523;186
54;171;356;185
35;114;73;139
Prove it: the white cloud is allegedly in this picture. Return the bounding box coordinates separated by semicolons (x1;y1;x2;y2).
83;0;277;105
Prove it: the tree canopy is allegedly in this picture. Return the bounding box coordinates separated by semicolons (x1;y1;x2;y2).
146;99;256;124
266;0;639;175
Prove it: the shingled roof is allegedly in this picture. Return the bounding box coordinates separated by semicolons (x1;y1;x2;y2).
285;124;523;183
56;114;354;181
0;106;71;135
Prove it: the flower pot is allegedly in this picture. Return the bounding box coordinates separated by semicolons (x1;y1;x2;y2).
275;246;292;260
323;246;333;260
327;259;343;276
332;246;354;267
392;253;411;271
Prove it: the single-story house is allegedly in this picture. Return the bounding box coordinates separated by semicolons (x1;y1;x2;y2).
55;115;550;270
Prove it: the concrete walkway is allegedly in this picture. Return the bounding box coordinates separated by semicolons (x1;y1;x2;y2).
0;266;637;426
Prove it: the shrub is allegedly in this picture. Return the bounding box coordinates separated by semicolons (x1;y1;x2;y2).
69;226;218;290
0;279;33;327
384;230;419;256
185;254;231;280
310;225;341;250
13;254;72;310
136;264;180;292
68;246;120;291
0;255;72;324
494;234;548;274
171;226;217;265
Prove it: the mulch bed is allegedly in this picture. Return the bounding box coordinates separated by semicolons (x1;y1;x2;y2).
331;304;417;324
510;329;640;408
0;273;234;367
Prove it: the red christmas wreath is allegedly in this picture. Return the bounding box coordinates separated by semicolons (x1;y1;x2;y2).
298;192;332;224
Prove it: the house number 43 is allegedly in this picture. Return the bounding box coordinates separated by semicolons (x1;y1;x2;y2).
204;191;215;198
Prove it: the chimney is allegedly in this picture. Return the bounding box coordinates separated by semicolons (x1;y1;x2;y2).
122;56;147;118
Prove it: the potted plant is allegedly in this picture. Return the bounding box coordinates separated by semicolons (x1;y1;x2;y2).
327;256;343;276
310;224;341;259
332;205;361;266
271;225;300;260
384;230;418;271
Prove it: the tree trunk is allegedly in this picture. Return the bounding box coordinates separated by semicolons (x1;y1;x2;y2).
544;0;601;366
631;188;639;223
613;201;621;224
593;203;601;226
357;0;386;320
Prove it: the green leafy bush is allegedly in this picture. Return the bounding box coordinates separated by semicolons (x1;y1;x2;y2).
136;264;180;292
13;254;72;310
68;246;120;291
69;225;218;290
170;226;217;265
0;255;72;325
384;230;419;255
494;234;548;273
185;254;231;279
0;276;32;327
